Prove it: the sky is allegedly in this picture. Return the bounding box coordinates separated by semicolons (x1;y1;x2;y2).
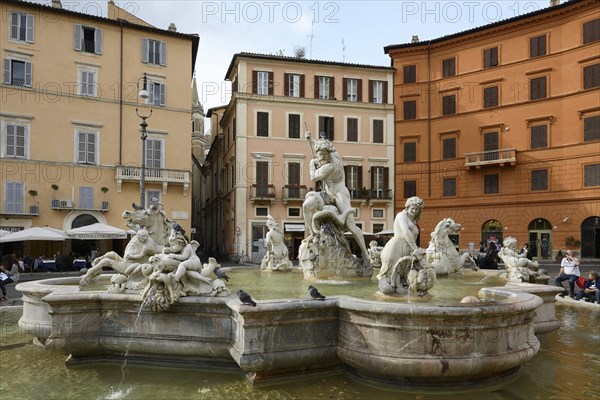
40;0;553;113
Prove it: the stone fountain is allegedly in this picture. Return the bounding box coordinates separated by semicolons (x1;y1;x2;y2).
15;138;565;388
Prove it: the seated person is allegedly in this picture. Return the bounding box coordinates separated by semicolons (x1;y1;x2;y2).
575;271;600;303
555;250;580;298
478;244;500;270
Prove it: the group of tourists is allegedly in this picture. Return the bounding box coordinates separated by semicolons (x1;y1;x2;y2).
554;250;599;303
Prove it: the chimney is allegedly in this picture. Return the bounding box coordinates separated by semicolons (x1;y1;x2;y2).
168;23;177;32
550;0;560;6
411;35;419;43
52;0;62;9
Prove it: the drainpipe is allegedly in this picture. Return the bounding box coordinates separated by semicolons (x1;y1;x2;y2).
118;20;124;164
427;41;431;197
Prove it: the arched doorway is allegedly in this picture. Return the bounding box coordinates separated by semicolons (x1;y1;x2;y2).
481;220;503;246
528;219;552;260
581;216;600;258
70;214;99;258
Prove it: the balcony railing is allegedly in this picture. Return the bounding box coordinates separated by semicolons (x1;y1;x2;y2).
0;204;39;216
51;199;109;211
370;189;393;200
464;148;517;168
250;184;276;202
349;189;369;200
282;185;307;202
115;165;190;195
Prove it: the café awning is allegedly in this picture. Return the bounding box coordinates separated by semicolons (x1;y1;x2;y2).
67;223;128;240
0;227;68;242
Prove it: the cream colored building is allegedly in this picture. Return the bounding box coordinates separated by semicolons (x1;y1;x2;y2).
385;0;599;258
202;53;395;262
0;0;198;256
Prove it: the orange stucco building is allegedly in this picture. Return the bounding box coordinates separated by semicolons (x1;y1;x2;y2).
385;0;599;259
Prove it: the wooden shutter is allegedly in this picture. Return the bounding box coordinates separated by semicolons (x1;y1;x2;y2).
10;12;18;40
383;167;389;190
159;83;165;106
160;41;167;66
252;71;258;94
3;59;11;85
26;14;34;43
344;166;349;187
74;25;82;51
358;166;363;190
357;79;363;102
299;74;305;97
329;77;335;100
314;76;319;98
142;38;149;63
368;80;373;102
342;78;348;101
268;71;274;95
284;73;289;96
382;81;388;104
95;28;103;54
24;62;32;87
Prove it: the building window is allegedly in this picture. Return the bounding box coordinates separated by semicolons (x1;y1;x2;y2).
583;63;600;89
483;47;499;68
345;78;358;102
403;142;417;163
78;187;94;209
583;18;600;44
372;209;384;218
530;34;546;58
318;116;334;140
142;38;167;66
484;131;499;160
372;120;384;144
288;162;301;198
257;112;269;137
442;58;456;77
584;115;600;142
288;114;300;138
4;182;23;213
9;12;34;43
256;207;269;217
442;137;456;160
403;65;416;83
346;118;358;142
2;122;28;158
288;208;300;217
373;223;384;233
442;94;456;115
483;86;498;108
345;165;362;197
145;139;162;169
443;177;456;197
285;73;301;97
403;180;416;198
530;76;547;100
484;174;499;194
77;131;97;165
317;76;331;100
148;82;165;106
74;25;102;54
370;80;385;103
531;125;548;149
584;164;600;187
531;169;548;191
3;59;32;87
78;68;97;97
256;161;270;196
372;167;389;198
256;71;269;95
403;100;416;120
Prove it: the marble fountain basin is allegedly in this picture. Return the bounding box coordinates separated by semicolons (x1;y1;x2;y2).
16;273;563;388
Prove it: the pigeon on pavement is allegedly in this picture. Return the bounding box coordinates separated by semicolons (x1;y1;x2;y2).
308;285;326;301
237;289;257;307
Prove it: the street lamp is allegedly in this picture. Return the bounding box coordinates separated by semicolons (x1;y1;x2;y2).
136;72;153;208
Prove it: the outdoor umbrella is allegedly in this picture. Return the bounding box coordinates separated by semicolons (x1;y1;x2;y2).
0;230;12;238
0;227;68;243
67;223;127;240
